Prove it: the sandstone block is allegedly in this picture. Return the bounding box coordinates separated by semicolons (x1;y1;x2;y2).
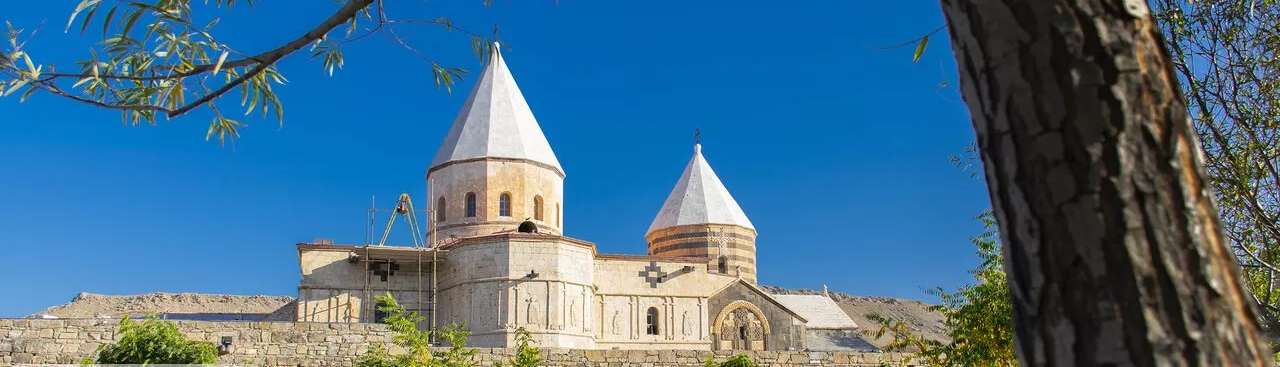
277;331;305;343
0;340;11;353
658;350;677;363
37;329;53;338
585;349;606;362
342;334;365;343
808;351;827;361
307;331;327;341
626;350;647;363
12;353;32;364
831;353;851;364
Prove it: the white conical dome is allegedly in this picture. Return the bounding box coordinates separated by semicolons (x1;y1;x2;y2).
430;43;563;175
647;144;754;234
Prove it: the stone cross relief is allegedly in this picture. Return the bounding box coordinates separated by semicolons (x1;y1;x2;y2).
714;229;729;256
638;262;667;288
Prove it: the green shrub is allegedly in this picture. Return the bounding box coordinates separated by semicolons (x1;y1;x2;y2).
80;315;218;365
705;354;759;367
493;327;542;367
356;292;479;367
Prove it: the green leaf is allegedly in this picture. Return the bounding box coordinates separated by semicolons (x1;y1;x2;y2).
122;9;143;36
67;0;103;33
80;4;99;35
21;53;36;74
19;85;37;102
101;5;118;37
213;50;228;75
913;36;929;64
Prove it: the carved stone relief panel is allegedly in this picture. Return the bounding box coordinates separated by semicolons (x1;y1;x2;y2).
713;302;769;351
611;310;623;336
682;311;693;337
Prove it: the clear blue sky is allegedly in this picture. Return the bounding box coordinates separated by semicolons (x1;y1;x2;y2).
0;0;989;317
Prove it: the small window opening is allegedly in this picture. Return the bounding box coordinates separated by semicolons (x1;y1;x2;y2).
499;193;512;217
465;193;477;217
556;204;561;227
436;197;446;222
534;195;544;221
718;256;728;274
646;307;660;335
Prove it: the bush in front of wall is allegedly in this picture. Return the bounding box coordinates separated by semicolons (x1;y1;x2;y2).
79;315;218;365
705;354;760;367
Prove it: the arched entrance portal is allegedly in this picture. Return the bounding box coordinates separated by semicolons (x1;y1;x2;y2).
712;301;768;350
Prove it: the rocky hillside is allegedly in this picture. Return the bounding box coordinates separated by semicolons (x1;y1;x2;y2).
762;286;947;348
28;292;295;320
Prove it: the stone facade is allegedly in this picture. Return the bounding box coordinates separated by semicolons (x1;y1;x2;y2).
0;319;920;367
436;234;597;348
296;244;438;331
296;227;815;352
646;224;759;283
427;158;565;240
591;255;738;350
707;282;806;351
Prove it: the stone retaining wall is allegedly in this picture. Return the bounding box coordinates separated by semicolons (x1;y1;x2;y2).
0;319;921;366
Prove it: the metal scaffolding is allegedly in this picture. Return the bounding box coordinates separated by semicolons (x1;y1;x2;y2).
360;190;442;344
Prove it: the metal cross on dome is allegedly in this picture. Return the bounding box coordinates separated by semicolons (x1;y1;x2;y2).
638;261;667;288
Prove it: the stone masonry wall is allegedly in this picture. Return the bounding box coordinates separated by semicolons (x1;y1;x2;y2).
0;319;921;367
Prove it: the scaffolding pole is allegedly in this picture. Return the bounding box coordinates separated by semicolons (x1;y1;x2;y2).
359;191;440;344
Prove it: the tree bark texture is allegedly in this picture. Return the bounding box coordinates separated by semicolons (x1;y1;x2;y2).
938;0;1274;366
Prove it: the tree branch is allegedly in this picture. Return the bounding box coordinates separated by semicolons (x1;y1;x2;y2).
22;0;375;116
164;0;376;118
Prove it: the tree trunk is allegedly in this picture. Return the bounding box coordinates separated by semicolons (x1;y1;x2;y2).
937;0;1274;365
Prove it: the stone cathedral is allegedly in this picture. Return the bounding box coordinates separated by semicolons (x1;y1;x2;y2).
292;44;868;351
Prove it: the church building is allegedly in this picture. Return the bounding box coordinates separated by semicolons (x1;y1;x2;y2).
292;44;868;352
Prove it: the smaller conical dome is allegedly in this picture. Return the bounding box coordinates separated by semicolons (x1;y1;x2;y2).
647;144;754;234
